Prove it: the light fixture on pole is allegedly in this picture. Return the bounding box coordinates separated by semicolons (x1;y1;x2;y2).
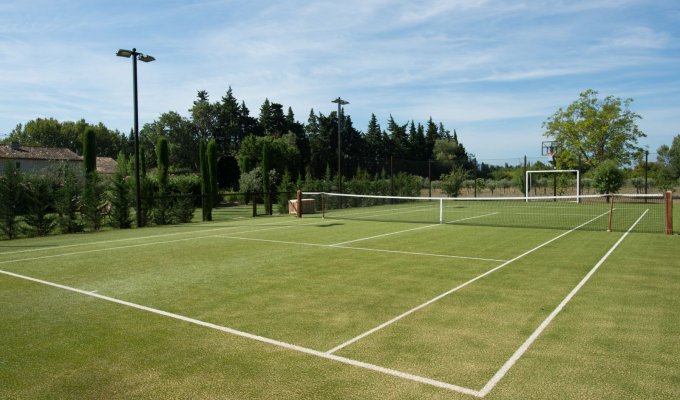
117;48;155;228
331;97;349;194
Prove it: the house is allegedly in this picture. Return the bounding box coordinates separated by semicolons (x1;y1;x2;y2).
0;143;82;174
96;157;118;175
0;143;117;175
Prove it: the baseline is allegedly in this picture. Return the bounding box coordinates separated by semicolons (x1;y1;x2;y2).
0;268;482;397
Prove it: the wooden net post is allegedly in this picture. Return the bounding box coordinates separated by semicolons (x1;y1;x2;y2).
296;190;302;218
666;191;673;235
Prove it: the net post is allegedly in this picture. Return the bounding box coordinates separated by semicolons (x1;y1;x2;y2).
576;170;580;203
296;190;302;218
439;198;443;224
322;193;326;219
525;170;529;202
607;195;614;232
666;191;673;235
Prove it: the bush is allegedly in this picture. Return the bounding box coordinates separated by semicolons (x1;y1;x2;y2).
439;167;468;197
593;160;625;194
170;175;199;223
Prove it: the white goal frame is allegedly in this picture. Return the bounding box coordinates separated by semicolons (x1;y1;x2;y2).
525;169;580;202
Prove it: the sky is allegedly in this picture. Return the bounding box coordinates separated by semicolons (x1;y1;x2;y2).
0;0;678;162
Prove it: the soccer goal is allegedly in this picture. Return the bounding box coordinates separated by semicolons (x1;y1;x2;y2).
525;169;580;202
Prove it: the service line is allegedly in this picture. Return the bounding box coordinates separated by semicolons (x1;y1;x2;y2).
325;210;611;355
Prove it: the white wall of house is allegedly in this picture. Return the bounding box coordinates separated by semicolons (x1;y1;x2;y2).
0;159;82;174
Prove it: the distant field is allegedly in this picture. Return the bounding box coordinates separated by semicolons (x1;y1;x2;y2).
1;200;678;399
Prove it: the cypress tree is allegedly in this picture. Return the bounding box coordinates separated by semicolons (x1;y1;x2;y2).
82;128;97;174
199;141;211;221
207;139;218;208
262;142;271;215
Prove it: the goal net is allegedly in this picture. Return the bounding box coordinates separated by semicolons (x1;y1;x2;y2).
525;170;580;201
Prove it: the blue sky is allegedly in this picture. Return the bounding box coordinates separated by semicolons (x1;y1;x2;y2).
0;0;678;162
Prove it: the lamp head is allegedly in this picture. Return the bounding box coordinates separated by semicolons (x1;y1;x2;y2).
139;54;155;63
116;49;133;58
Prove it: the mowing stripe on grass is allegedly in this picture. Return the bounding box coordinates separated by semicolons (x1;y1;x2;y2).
478;209;649;397
325;210;611;355
216;235;506;262
0;268;482;397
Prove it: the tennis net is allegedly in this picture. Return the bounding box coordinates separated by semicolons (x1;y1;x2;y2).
300;192;671;233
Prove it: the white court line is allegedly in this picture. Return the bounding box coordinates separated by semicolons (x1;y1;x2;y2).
216;235;506;263
330;212;499;247
325;210;611;355
0;221;324;266
0;217;300;257
0;269;481;397
329;224;439;246
478;209;648;397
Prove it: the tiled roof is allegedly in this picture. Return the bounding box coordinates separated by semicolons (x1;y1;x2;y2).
96;157;118;174
0;145;82;161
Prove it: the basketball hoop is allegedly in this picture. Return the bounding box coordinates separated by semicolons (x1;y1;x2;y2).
542;141;558;158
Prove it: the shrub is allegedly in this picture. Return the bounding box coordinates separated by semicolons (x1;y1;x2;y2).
593;160;625;194
439;167;468;197
170;175;199;223
23;173;57;237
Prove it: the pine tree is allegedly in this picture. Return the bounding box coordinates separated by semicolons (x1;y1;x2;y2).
365;113;384;163
199;140;211;221
24;174;57;237
56;165;83;234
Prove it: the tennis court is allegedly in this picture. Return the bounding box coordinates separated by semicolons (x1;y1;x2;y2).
1;194;678;399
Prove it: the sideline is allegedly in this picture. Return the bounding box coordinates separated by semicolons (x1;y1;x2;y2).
478;209;648;397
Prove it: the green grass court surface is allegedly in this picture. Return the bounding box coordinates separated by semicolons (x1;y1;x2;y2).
1;203;679;399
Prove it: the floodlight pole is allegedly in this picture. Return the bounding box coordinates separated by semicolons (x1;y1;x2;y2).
117;48;155;228
332;97;349;194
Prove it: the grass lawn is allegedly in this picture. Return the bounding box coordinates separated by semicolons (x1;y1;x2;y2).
1;201;678;399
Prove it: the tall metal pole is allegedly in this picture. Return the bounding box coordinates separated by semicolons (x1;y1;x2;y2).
331;97;349;194
644;150;649;195
337;101;342;188
118;47;154;227
132;49;142;228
